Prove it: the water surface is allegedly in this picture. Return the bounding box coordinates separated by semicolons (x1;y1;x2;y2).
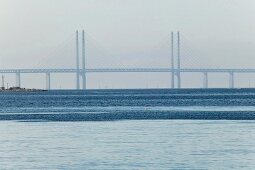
1;88;255;120
0;89;255;169
1;120;255;169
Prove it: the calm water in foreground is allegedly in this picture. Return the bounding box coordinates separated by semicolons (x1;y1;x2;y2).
0;89;255;169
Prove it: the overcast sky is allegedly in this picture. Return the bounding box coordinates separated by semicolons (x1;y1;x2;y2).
0;0;255;89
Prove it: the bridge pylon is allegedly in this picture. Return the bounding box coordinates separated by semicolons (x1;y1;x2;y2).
171;31;181;89
82;30;86;90
171;32;175;88
75;30;86;90
76;30;80;90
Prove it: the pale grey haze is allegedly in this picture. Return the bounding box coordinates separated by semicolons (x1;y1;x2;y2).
0;0;255;89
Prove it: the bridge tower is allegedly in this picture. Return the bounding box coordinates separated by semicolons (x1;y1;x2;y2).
82;30;87;90
177;32;181;88
76;30;80;90
171;32;175;88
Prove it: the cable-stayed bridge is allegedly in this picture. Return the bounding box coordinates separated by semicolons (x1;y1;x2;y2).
1;30;254;90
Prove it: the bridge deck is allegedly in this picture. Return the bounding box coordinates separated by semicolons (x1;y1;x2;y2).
0;68;255;73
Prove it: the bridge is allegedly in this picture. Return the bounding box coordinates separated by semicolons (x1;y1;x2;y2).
1;30;254;90
4;68;253;90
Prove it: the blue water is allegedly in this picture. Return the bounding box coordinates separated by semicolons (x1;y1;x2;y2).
0;89;255;169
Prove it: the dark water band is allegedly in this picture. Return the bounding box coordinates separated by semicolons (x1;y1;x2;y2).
1;111;255;121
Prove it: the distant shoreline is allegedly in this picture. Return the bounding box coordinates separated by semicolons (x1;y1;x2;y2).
1;88;255;92
0;87;46;92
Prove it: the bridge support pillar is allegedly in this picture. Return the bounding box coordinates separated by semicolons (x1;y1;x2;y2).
229;72;234;88
82;71;86;90
177;71;181;89
16;72;20;88
203;72;208;88
46;72;51;90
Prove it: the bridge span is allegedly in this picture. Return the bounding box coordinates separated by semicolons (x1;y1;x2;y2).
2;68;255;74
2;68;254;90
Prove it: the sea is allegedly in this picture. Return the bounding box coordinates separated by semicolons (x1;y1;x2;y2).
0;89;255;169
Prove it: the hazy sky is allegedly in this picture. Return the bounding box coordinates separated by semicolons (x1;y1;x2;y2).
0;0;255;89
